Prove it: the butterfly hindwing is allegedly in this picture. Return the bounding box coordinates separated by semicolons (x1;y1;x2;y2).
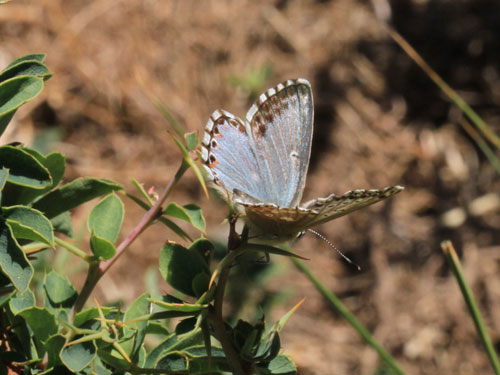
301;186;404;228
239;202;316;243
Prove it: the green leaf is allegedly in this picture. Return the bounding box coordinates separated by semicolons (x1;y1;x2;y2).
18;306;58;342
122;293;150;359
0;60;51;83
0;167;8;192
85;356;112;375
51;212;73;237
9;289;35;314
3;205;54;246
73;307;113;328
175;316;197;335
162;217;192;241
45;334;66;368
43;152;66;187
5;54;46;69
164;202;205;232
184;132;198;151
150;297;206;313
0;111;15;138
192;272;210;298
183;346;230;374
33;177;122;219
269;299;304;334
14;150;66;204
257;354;297;375
0;145;51;189
145;328;204;368
96;346;132;370
252;330;280;361
145;322;170;336
60;341;96;372
156;352;188;371
159;242;210;297
88;193;124;243
189;238;213;265
0;222;34;292
0;76;44;136
183;204;205;232
89;232;116;259
44;271;77;305
145;334;178;367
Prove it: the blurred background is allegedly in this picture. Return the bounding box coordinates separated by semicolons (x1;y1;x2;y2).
2;0;500;373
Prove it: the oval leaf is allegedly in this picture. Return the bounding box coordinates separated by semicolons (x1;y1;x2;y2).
33;177;123;219
0;60;51;83
164;203;205;232
90;231;116;260
15;150;66;204
156;352;188;372
45;334;66;368
122;293;150;358
44;271;77;304
159;242;209;297
88;193;124;243
18;306;58;342
5;54;46;69
60;341;96;372
0;76;44;136
0;145;51;189
4;205;54;246
9;289;35;314
183;204;205;232
0;222;34;292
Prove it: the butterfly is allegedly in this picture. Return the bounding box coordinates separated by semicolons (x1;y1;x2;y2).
201;78;403;244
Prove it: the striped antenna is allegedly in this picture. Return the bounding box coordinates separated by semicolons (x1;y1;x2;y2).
307;229;361;271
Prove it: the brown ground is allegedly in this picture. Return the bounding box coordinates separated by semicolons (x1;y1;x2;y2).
2;0;500;374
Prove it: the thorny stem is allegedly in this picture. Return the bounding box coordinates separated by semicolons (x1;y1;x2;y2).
72;161;189;314
207;219;248;375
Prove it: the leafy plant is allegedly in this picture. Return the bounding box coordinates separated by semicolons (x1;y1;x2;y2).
0;54;299;375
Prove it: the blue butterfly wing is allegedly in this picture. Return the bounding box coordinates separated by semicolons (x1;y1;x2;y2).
202;78;313;208
245;78;313;207
202;110;263;201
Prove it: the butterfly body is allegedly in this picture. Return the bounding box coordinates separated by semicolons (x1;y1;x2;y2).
202;78;403;244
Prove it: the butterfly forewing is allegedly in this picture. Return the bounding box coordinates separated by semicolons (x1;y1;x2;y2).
202;110;264;201
245;79;313;207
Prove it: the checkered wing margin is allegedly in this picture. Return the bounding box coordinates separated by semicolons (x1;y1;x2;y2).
300;186;404;228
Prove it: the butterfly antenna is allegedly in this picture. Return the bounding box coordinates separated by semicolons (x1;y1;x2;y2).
307;229;361;271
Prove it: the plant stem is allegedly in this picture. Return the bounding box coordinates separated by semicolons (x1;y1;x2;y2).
209;263;245;375
290;256;406;375
54;237;93;262
441;241;500;375
72;161;189;314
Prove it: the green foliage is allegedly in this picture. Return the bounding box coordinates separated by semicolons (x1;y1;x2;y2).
0;53;301;375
